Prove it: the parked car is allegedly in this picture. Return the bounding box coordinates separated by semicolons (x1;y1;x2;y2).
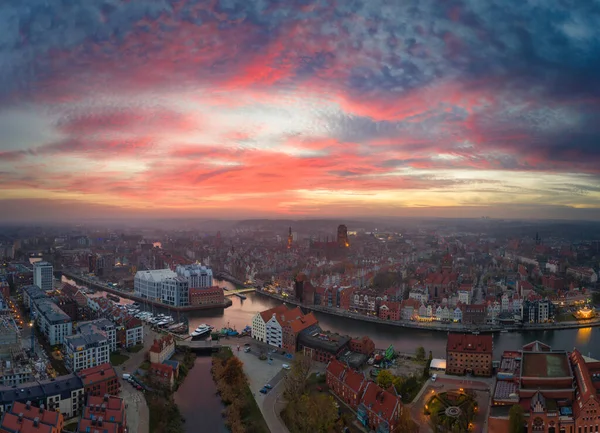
244;343;250;347
264;384;273;389
244;347;251;353
259;387;268;394
431;374;437;382
282;364;291;370
122;373;131;380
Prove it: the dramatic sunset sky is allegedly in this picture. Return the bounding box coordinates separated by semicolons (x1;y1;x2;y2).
1;0;600;221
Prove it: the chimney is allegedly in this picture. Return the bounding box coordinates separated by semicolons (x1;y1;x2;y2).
33;417;40;427
98;417;103;426
100;369;105;376
39;404;45;413
26;401;31;410
101;403;106;412
18;413;23;422
103;394;109;402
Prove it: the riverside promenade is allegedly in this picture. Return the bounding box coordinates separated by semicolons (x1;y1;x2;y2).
255;290;600;333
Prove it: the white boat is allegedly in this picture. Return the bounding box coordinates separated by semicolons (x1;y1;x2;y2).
190;325;211;339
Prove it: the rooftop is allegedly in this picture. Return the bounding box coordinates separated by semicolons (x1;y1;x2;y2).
521;352;571;379
447;333;493;354
79;364;117;387
34;299;71;324
298;325;351;353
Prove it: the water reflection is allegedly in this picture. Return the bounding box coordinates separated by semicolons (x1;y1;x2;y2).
575;327;593;347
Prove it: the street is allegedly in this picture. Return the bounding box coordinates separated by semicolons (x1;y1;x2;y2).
118;325;158;433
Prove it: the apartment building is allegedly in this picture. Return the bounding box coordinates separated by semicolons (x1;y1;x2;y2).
78;364;119;397
33;300;72;346
0;401;64;433
33;262;53;292
175;264;213;288
63;329;110;373
77;319;116;353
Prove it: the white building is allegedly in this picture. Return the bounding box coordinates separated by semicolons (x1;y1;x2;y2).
33;262;53;291
175;263;213;288
161;276;190;307
63;329;110;372
251;312;267;342
265;314;283;348
125;323;144;347
458;290;471;305
134;268;177;302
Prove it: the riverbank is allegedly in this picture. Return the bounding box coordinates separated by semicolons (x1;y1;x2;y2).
211;347;270;433
255;291;600;333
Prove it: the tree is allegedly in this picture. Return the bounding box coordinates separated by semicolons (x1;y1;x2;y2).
423;358;432;379
221;356;245;387
376;370;394;389
509;404;525;433
284;353;313;402
415;346;426;361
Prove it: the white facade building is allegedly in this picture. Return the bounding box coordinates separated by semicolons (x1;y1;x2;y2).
33;261;54;291
126;324;144;347
251;313;267;342
134;268;177;302
161;276;190;307
176;263;213;288
265;314;283;348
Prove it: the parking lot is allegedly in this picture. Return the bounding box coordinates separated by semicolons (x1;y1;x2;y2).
232;344;290;393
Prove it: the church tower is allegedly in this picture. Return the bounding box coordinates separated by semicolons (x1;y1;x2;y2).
287;227;293;249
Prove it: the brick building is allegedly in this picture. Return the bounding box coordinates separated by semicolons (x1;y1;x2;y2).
349;336;375;357
357;382;403;433
0;401;64;433
460;304;487;325
189;286;224;306
79;364;119;397
281;312;319;353
149;363;177;390
378;302;401;321
446;333;493;376
80;395;126;433
326;359;368;410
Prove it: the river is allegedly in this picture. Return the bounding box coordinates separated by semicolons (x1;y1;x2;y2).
62;275;600;358
174;356;228;433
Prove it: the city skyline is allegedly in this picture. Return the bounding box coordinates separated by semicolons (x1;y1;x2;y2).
1;0;600;222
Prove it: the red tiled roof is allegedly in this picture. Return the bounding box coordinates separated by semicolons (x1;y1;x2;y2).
287;312;319;334
570;350;595;406
360;382;401;423
150;362;175;379
1;413;53;433
149;335;174;354
78;363;117;387
447;333;493;354
343;369;366;393
259;304;289;323
77;418;119;433
87;395;125;413
10;402;60;428
327;359;347;380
